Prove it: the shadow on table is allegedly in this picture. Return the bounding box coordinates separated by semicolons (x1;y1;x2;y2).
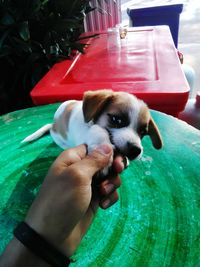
0;143;60;252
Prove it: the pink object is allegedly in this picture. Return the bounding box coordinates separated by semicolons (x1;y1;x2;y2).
84;0;121;32
31;26;190;116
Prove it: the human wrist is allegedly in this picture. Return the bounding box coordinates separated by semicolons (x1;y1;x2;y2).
0;238;51;267
25;216;77;258
13;222;71;266
24;217;64;253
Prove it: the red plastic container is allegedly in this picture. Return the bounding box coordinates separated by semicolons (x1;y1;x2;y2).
31;26;189;116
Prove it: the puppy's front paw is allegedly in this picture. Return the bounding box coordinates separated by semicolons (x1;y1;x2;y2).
101;156;113;176
88;144;114;177
99;166;109;177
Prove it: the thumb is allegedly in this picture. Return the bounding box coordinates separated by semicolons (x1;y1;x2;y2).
73;144;113;180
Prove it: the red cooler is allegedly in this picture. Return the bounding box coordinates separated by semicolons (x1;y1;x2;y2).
31;26;189;116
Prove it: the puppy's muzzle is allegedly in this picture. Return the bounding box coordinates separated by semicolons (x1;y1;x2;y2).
126;142;142;160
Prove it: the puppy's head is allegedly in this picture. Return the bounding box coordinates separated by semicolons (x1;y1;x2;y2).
83;90;163;160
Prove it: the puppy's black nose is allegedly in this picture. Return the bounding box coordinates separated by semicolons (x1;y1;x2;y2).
126;142;142;160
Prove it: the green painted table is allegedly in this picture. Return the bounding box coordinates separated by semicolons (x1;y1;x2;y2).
0;104;200;266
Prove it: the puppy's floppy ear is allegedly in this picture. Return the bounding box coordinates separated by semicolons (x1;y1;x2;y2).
148;117;163;149
83;90;114;122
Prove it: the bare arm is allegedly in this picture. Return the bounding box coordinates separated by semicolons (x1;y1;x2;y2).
0;144;124;267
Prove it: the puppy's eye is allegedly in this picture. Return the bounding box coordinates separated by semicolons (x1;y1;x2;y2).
108;114;129;128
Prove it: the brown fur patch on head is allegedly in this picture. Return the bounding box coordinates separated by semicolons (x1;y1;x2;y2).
105;92;139;115
52;101;76;140
83;90;139;123
83;89;114;122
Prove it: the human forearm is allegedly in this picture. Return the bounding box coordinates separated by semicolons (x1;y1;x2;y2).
0;145;124;266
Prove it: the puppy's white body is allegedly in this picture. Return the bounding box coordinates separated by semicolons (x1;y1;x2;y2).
51;100;110;151
51;100;86;148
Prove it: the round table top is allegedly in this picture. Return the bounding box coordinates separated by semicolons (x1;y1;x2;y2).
0;104;200;266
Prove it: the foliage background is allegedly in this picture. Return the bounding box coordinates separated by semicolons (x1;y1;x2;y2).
0;0;102;115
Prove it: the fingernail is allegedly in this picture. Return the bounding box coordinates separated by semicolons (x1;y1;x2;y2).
95;144;112;155
101;199;110;209
104;184;115;194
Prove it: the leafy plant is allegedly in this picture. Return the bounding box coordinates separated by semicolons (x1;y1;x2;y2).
0;0;102;115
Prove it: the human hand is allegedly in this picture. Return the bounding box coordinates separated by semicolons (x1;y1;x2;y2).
25;144;125;257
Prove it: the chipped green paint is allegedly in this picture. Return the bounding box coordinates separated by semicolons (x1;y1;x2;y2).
0;105;200;266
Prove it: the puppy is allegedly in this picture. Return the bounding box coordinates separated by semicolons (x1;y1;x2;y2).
22;90;163;173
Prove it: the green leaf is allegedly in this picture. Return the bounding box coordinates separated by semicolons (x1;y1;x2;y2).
0;0;100;114
78;33;99;41
0;46;12;58
0;29;11;49
31;0;49;14
49;44;59;55
85;6;96;14
12;37;32;53
18;21;30;41
50;18;83;32
0;13;15;26
71;42;85;53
